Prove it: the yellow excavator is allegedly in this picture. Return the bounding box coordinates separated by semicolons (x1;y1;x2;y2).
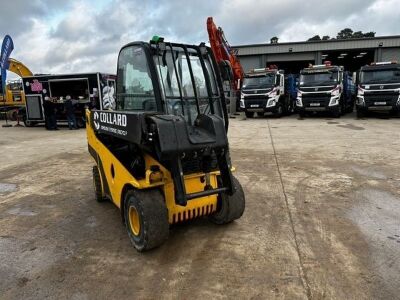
0;58;33;119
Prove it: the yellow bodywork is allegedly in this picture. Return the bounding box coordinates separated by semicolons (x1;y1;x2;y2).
86;111;218;224
0;58;33;107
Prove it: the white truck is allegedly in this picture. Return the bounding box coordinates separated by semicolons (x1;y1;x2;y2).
239;68;290;118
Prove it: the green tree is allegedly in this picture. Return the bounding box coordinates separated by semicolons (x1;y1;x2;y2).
308;35;321;41
270;36;279;44
337;28;354;39
322;35;330;40
363;31;375;37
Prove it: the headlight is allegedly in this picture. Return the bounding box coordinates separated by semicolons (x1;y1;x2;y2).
297;90;302;98
296;98;303;107
240;93;244;100
267;88;278;98
357;86;364;96
331;87;341;97
329;97;339;106
356;96;365;106
266;99;276;107
240;99;245;108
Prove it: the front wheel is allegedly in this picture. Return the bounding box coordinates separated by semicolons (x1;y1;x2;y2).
356;108;366;118
274;104;283;118
124;189;169;252
210;176;245;225
332;105;342;118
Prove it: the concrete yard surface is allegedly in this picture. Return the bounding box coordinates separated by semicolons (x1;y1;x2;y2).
0;113;400;299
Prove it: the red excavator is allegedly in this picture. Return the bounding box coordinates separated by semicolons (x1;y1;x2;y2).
207;17;244;92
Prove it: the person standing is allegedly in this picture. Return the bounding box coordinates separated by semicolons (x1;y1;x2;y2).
43;97;52;130
44;97;58;130
65;95;77;130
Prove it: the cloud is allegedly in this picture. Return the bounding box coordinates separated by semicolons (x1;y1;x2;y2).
1;0;400;78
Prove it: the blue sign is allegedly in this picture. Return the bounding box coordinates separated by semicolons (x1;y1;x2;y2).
0;35;14;93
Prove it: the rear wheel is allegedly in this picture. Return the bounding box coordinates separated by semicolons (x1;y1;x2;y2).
93;166;107;202
245;111;254;118
210;176;245;224
124;189;169;252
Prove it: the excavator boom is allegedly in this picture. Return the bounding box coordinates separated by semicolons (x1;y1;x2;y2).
207;17;244;91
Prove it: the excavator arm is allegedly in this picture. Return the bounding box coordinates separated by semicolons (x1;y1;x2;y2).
207;17;244;91
7;58;33;77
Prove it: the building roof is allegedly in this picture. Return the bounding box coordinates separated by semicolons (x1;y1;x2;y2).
233;35;400;56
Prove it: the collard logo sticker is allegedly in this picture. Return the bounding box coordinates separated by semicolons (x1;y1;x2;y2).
93;111;100;130
30;79;43;92
94;111;128;137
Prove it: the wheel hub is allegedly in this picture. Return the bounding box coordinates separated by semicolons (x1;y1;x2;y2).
129;206;141;236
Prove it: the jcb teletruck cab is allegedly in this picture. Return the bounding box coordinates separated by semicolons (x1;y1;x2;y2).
296;62;355;118
240;67;289;118
356;61;400;117
87;37;245;251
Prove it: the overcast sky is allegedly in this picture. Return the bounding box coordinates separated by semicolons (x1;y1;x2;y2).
1;0;399;78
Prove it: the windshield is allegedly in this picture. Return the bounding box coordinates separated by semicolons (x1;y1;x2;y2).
153;46;222;125
360;69;400;84
117;46;157;111
242;74;275;89
300;71;339;86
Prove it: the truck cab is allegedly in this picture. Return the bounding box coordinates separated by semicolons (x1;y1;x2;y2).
356;61;400;117
239;68;288;118
296;62;355;117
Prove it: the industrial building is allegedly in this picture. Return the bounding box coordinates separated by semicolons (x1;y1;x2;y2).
233;35;400;73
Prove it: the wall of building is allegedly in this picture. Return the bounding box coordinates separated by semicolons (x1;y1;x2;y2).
380;47;400;62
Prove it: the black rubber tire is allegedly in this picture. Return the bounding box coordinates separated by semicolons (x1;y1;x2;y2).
210;176;245;225
92;166;107;202
257;112;264;117
245;111;254;118
274;104;283;118
124;189;169;252
347;103;354;113
332;106;342;118
356;108;365;118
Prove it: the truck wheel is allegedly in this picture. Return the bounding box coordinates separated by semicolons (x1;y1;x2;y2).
274;104;283;118
347;103;354;113
93;166;107;202
299;111;306;118
356;108;365;118
245;112;254;118
332;106;342;118
210;176;245;225
124;189;169;252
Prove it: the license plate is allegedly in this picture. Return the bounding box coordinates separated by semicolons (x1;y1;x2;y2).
374;101;386;105
310;103;320;106
250;104;259;108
